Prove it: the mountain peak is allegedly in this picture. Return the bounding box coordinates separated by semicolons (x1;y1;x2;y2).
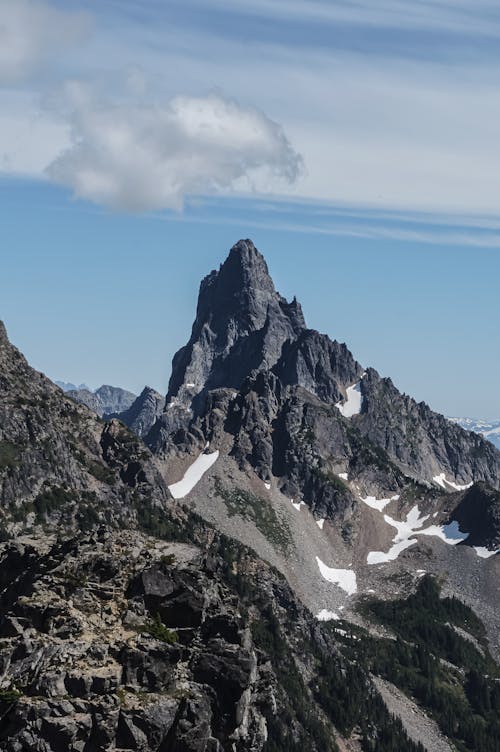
222;238;275;293
165;239;306;412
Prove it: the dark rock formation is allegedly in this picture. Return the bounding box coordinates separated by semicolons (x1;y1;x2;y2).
357;369;500;487
112;386;165;438
449;483;500;549
0;528;425;752
165;239;306;411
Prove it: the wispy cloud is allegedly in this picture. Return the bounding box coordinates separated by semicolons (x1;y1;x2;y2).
0;0;91;84
170;195;500;248
112;0;500;38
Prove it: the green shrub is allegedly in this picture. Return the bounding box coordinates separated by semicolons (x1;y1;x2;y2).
34;485;76;520
0;687;22;704
140;613;178;644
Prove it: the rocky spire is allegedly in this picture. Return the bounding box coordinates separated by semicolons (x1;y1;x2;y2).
166;239;306;411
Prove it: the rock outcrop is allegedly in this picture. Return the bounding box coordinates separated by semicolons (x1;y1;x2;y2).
113;386;165;438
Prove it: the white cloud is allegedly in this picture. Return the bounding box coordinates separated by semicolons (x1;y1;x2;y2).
46;88;302;211
0;0;91;84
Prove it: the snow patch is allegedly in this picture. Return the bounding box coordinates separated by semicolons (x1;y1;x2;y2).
316;556;357;595
290;498;305;511
339;472;348;481
474;547;499;559
316;518;325;530
367;504;469;565
367;539;417;565
264;481;271;490
335;382;363;418
433;473;473;491
361;494;399;512
168;450;219;499
316;609;339;621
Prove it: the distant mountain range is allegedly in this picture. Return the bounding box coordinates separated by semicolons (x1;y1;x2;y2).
450;417;500;449
65;383;137;417
55;380;90;392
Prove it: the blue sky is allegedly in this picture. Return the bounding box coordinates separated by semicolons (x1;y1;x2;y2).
0;0;499;417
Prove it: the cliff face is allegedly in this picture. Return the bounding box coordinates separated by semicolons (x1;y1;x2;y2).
111;386;165;438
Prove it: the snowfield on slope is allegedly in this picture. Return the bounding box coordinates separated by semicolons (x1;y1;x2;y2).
168;450;219;499
336;381;363;418
316;556;357;595
367;505;470;565
316;609;340;621
474;546;500;559
432;473;473;491
361;494;399;512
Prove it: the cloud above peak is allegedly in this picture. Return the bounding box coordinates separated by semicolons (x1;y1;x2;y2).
46;90;303;212
0;0;91;84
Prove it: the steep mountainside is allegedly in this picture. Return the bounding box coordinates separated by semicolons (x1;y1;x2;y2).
0;238;499;752
67;384;137;417
0;321;171;538
112;386;165;438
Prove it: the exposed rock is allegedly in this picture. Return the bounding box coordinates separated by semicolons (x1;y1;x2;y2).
112;386;165;438
0;319;174;539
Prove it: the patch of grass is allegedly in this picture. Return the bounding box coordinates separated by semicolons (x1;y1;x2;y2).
160;553;176;566
311;466;349;492
214;478;293;554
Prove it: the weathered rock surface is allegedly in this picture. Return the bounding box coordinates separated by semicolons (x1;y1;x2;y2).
0;528;421;752
113;386;165;438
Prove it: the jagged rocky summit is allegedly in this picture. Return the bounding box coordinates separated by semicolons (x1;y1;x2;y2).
149;238;500;490
112;386;165;438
